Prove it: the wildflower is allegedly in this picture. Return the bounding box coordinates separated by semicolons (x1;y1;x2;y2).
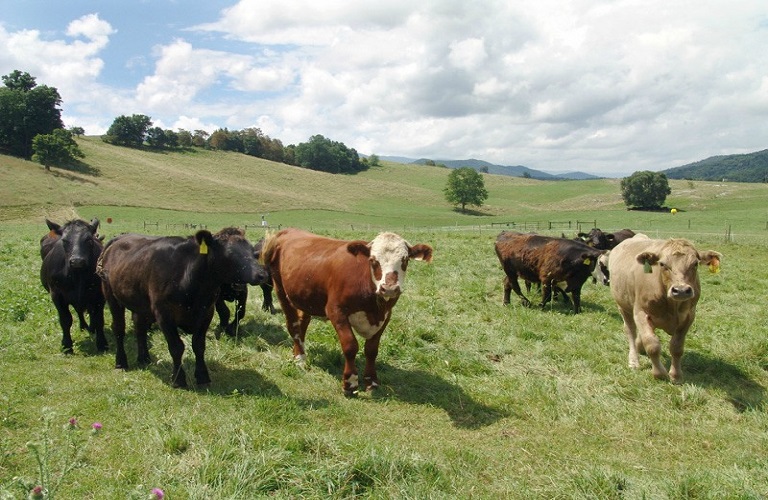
91;422;103;435
68;417;78;428
150;487;165;499
29;485;44;499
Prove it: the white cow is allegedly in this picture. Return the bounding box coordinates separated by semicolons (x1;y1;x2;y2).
608;236;721;383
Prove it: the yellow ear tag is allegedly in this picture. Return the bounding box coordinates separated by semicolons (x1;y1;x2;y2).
643;260;652;273
583;258;591;266
199;240;208;255
709;261;720;274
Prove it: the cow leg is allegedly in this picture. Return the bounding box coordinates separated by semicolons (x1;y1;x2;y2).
133;313;153;366
77;310;89;332
633;311;668;380
106;294;128;370
261;284;276;314
191;331;211;387
214;298;230;338
156;316;187;388
619;309;640;369
505;275;530;307
570;288;582;314
52;295;75;354
363;333;383;392
668;328;690;384
87;302;108;352
538;282;553;309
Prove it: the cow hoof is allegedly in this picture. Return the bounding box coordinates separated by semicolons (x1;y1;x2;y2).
343;387;359;398
62;347;74;355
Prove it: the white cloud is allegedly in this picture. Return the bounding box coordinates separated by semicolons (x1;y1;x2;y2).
4;1;768;175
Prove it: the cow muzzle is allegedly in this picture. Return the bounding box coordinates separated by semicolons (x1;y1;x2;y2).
668;284;694;300
377;284;401;299
69;257;87;269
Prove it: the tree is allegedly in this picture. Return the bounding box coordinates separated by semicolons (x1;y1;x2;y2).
32;129;85;170
68;126;85;137
444;167;489;211
102;114;152;147
620;170;672;209
0;70;64;158
294;135;366;173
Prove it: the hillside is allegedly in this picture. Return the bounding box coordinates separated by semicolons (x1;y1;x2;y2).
381;156;601;180
663;149;768;183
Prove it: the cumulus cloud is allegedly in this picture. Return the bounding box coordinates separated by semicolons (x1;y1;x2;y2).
4;1;768;174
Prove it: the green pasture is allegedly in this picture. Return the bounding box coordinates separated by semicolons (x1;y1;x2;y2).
1;141;767;498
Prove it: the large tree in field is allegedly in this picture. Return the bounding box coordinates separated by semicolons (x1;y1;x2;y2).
620;170;672;209
32;129;85;171
0;70;64;158
444;167;489;211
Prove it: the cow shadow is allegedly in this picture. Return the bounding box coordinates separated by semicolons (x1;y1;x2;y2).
307;344;508;429
215;318;288;347
683;351;766;412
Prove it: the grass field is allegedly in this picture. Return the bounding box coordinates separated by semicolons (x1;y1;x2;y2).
1;141;767;498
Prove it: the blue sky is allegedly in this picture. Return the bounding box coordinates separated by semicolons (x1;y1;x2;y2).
2;0;768;176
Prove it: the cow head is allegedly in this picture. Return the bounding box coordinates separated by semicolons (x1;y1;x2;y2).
348;232;433;300
47;218;101;271
593;251;610;285
577;228;609;249
204;228;270;286
636;239;722;301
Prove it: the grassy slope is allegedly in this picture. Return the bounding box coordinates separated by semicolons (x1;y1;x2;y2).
1;141;768;498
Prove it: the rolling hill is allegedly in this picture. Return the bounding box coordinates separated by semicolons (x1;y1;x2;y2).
380;156;602;180
663;149;768;183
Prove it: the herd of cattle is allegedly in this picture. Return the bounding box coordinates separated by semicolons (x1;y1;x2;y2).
39;219;721;393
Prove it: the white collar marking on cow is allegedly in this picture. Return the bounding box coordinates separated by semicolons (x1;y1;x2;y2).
349;311;389;339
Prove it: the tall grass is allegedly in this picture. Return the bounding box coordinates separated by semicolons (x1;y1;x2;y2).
1;144;767;497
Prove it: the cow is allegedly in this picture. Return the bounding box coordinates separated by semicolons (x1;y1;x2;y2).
97;227;269;388
262;228;433;396
608;235;722;383
494;231;604;314
577;228;636;250
214;237;274;337
40;218;108;353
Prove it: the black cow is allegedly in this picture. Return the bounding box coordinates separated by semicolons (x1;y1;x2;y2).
495;231;603;314
214;237;275;337
40;218;107;353
577;228;635;250
97;227;269;388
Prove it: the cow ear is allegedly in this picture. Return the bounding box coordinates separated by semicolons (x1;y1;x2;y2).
195;230;215;255
636;251;659;266
347;240;371;257
89;218;100;234
698;251;722;267
577;232;587;238
606;234;616;242
46;219;62;234
409;243;433;263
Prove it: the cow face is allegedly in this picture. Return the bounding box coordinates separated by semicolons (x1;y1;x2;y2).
207;228;270;286
577;228;609;249
52;218;101;271
636;239;721;301
593;251;610;285
349;232;433;300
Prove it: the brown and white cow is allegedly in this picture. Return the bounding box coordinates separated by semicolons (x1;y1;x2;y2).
495;231;604;314
608;235;722;383
262;228;433;396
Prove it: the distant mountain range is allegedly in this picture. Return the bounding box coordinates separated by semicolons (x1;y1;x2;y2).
378;156;601;180
381;148;768;183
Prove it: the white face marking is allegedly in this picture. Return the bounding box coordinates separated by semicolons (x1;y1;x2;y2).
368;232;410;297
348;311;388;339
